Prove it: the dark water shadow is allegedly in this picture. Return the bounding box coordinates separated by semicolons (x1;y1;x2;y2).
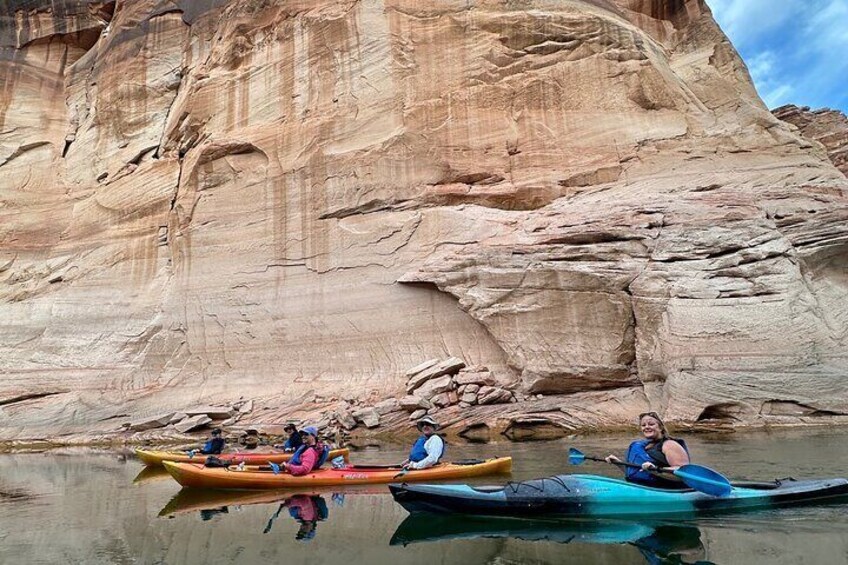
391;514;716;565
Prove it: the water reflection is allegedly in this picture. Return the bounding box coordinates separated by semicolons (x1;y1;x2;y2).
2;431;847;564
263;495;330;540
391;514;715;565
160;488;355;542
132;465;172;485
160;488;293;516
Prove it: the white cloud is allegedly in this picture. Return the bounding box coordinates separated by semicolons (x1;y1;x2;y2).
744;51;795;108
761;84;796;109
746;51;776;84
802;0;848;54
707;0;805;49
708;0;847;111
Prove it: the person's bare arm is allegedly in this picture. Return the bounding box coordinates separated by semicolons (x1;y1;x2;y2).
662;440;690;469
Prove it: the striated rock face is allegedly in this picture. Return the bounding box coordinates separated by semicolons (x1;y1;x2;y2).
773;105;848;178
1;0;847;443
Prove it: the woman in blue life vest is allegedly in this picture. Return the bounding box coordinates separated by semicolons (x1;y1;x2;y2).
401;416;445;470
605;411;690;489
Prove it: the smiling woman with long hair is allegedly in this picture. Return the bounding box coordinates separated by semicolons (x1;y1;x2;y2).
605;411;691;489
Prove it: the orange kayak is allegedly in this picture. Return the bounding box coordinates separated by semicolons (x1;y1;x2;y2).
135;447;350;467
162;457;513;490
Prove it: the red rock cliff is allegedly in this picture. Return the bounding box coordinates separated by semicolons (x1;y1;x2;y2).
1;0;847;443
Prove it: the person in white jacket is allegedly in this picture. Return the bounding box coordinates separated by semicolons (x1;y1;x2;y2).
401;416;445;470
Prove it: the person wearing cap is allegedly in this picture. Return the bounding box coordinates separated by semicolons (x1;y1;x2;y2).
281;426;327;476
198;428;225;455
279;423;303;452
605;411;690;488
401;416;445;470
239;428;261;450
287;495;328;541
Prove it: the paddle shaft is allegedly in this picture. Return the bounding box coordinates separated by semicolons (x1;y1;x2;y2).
570;448;732;497
583;455;671;474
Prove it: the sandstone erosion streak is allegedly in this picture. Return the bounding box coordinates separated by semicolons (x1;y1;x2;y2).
1;0;847;444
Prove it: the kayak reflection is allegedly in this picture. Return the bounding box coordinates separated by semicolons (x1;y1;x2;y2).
390;514;716;565
159;488;294;517
132;465;172;485
263;494;330;541
159;485;383;518
159;488;354;542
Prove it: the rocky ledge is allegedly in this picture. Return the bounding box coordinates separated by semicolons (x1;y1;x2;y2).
773;105;848;178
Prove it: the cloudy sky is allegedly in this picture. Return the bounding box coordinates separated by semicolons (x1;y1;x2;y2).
707;0;848;113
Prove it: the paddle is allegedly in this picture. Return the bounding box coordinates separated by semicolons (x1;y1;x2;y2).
263;503;285;534
568;448;732;497
393;467;411;479
348;463;404;470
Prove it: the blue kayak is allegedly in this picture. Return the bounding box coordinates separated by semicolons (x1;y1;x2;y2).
389;474;848;518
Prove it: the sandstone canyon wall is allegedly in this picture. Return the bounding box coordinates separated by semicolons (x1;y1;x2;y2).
1;0;847;444
773;104;848;178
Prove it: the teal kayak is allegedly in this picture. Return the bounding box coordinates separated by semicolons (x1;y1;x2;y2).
389;474;848;518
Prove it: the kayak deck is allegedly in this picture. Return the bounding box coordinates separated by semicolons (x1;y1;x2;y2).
135;447;350;467
390;474;848;518
162;457;512;490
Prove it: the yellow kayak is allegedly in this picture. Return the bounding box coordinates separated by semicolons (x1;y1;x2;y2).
162;457;513;490
135;447;350;467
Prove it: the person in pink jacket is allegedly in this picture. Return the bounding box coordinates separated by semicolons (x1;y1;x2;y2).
281;426;325;476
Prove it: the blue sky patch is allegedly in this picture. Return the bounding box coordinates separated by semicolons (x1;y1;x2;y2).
707;0;848;113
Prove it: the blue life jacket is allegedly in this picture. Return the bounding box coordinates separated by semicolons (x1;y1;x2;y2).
409;434;445;463
289;444;330;469
314;444;330;469
201;437;224;455
625;438;689;485
284;433;303;451
290;444;308;465
314;496;329;520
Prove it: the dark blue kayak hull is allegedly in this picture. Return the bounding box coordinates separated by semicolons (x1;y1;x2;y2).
389;474;848;518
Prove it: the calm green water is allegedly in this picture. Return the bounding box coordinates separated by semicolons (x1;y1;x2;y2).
2;429;848;564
